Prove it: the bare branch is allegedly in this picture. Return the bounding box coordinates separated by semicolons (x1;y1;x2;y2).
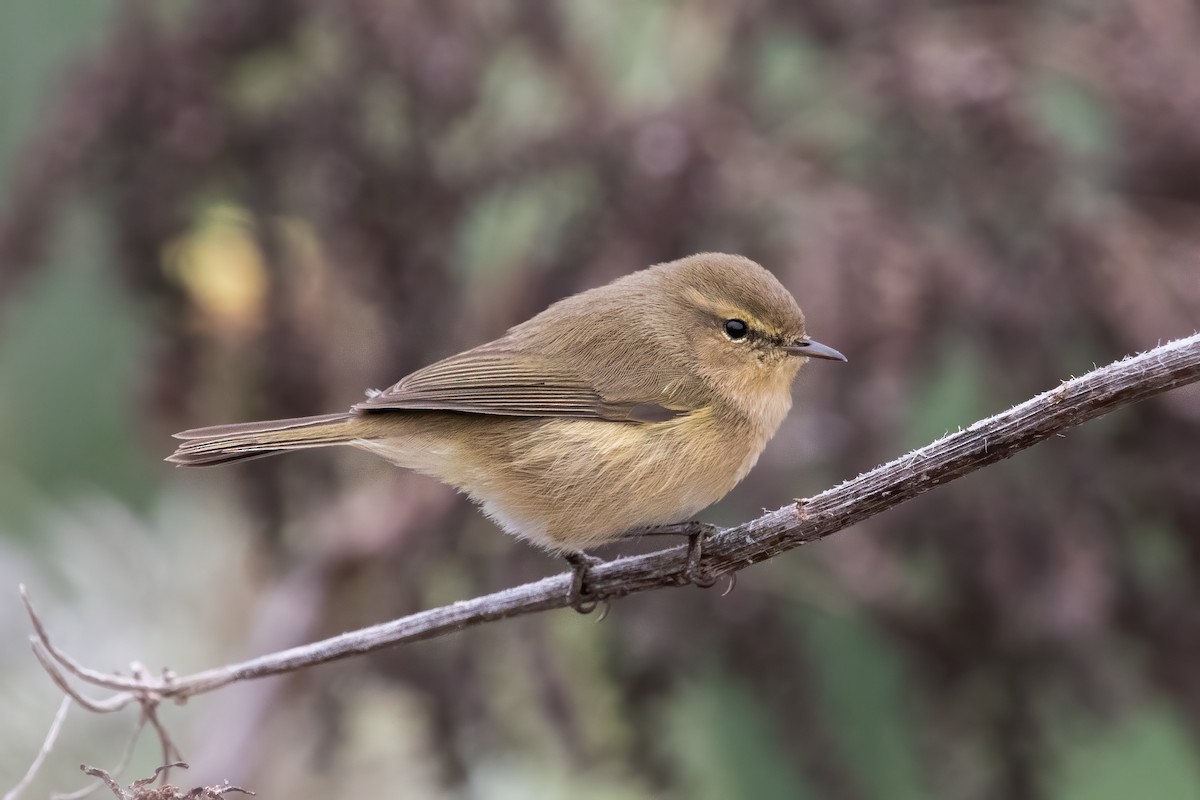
22;587;148;694
78;767;125;800
20;333;1200;709
29;641;133;714
141;702;184;785
51;713;147;800
78;762;253;800
3;696;71;800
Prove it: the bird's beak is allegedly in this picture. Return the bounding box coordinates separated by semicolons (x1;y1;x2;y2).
781;338;847;362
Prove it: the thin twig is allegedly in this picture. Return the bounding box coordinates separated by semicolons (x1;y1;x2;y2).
77;762;255;800
20;332;1200;708
77;768;124;800
51;711;147;800
22;587;147;693
142;704;184;785
3;696;71;800
29;642;133;713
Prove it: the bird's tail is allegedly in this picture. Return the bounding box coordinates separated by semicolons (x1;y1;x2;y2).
167;412;362;466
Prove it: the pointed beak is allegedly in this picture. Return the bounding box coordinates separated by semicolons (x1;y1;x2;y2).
781;338;847;362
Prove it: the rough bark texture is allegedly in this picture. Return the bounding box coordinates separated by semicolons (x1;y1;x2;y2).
29;332;1200;704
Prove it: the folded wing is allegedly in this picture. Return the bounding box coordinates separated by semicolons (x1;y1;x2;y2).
353;349;684;423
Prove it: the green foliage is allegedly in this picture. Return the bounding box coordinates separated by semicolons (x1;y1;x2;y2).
1027;73;1114;165
0;209;155;529
1053;706;1200;800
0;1;115;177
797;606;929;800
455;168;597;282
903;340;992;452
478;45;574;142
750;32;877;174
662;664;816;800
565;1;725;111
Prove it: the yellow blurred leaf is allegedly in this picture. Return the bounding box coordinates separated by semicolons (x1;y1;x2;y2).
163;205;268;335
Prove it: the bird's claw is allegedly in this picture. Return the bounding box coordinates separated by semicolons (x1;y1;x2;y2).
684;525;722;589
564;552;607;616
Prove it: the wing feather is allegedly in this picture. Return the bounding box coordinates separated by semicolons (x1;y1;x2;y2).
353;350;684;422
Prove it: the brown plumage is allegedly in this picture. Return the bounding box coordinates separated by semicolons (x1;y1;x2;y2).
169;253;845;553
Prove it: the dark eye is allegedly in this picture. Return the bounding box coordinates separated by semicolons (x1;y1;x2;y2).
723;319;749;340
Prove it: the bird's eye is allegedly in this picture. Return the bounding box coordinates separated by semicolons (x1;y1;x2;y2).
723;319;749;340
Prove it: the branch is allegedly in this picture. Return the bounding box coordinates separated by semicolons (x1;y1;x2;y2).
21;332;1200;708
2;697;70;800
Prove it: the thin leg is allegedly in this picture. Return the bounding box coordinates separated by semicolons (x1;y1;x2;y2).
563;551;605;614
622;521;721;588
621;520;719;539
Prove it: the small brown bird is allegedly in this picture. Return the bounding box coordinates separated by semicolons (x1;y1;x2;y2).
169;253;844;602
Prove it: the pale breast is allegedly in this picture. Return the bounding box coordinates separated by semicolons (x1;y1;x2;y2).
354;403;785;553
476;405;780;551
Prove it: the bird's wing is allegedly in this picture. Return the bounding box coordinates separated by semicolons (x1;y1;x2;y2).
352;348;685;423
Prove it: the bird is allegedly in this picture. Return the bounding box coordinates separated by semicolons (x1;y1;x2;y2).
169;253;845;607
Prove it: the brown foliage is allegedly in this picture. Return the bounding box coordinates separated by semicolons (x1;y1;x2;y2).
3;2;1200;797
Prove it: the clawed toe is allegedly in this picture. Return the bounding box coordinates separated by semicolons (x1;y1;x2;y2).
622;521;727;590
685;529;720;588
566;522;732;604
564;552;605;615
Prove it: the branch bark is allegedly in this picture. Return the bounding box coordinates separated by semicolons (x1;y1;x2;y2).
22;332;1200;708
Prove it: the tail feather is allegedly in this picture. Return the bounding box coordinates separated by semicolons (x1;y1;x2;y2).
167;412;359;467
172;412;350;440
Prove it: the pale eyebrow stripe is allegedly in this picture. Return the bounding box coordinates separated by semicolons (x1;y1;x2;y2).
680;286;766;329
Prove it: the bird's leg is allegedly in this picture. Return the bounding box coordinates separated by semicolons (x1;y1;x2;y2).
621;521;722;588
563;551;605;615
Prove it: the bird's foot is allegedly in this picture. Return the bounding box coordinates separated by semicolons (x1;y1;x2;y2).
563;551;607;616
623;520;722;588
685;525;720;588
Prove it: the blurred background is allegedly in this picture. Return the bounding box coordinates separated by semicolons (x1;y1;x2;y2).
2;1;1199;798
